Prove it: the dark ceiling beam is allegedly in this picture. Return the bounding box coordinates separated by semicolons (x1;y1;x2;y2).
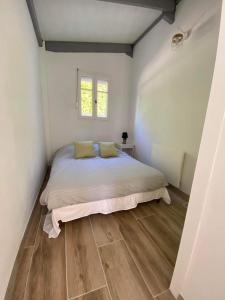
26;0;178;54
45;41;133;57
132;0;177;47
98;0;175;12
133;13;164;46
163;10;176;24
26;0;43;47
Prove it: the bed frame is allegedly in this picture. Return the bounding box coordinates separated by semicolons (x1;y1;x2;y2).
43;187;170;238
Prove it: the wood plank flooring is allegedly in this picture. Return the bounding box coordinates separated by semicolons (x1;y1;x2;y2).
156;290;177;300
5;185;188;300
139;215;180;266
22;201;43;248
4;248;33;300
75;287;110;300
24;217;67;300
114;211;173;296
66;217;105;298
90;213;123;246
100;240;153;300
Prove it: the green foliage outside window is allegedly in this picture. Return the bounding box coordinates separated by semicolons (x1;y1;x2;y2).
97;80;108;92
81;78;92;90
81;89;92;116
97;92;107;118
80;77;108;118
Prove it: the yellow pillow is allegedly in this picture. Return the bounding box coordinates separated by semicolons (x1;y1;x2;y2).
99;142;118;158
75;141;96;159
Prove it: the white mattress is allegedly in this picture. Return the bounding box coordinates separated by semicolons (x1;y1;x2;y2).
40;144;168;210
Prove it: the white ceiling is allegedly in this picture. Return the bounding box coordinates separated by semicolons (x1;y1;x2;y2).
34;0;160;43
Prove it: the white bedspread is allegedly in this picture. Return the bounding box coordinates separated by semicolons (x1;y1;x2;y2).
40;144;168;210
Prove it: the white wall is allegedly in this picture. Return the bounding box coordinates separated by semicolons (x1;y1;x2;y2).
131;0;221;194
41;51;132;160
0;1;46;299
171;1;225;298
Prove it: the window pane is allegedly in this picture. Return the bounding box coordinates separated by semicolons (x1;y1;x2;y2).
81;77;92;90
97;92;108;118
97;80;108;92
81;89;92;117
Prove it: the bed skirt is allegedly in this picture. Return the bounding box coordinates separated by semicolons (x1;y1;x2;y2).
43;187;171;238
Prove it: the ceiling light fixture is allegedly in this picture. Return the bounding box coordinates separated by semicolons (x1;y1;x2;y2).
171;30;191;49
171;5;213;50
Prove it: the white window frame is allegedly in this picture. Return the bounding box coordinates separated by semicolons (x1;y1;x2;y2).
78;72;110;120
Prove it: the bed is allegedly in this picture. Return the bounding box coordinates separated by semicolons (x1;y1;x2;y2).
40;144;171;238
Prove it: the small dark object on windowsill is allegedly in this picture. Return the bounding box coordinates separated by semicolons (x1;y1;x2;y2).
122;132;128;144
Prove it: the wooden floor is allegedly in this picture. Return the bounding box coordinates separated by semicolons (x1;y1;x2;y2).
5;181;188;300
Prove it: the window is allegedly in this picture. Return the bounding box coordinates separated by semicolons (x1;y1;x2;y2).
80;77;93;117
97;80;108;118
79;75;109;119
